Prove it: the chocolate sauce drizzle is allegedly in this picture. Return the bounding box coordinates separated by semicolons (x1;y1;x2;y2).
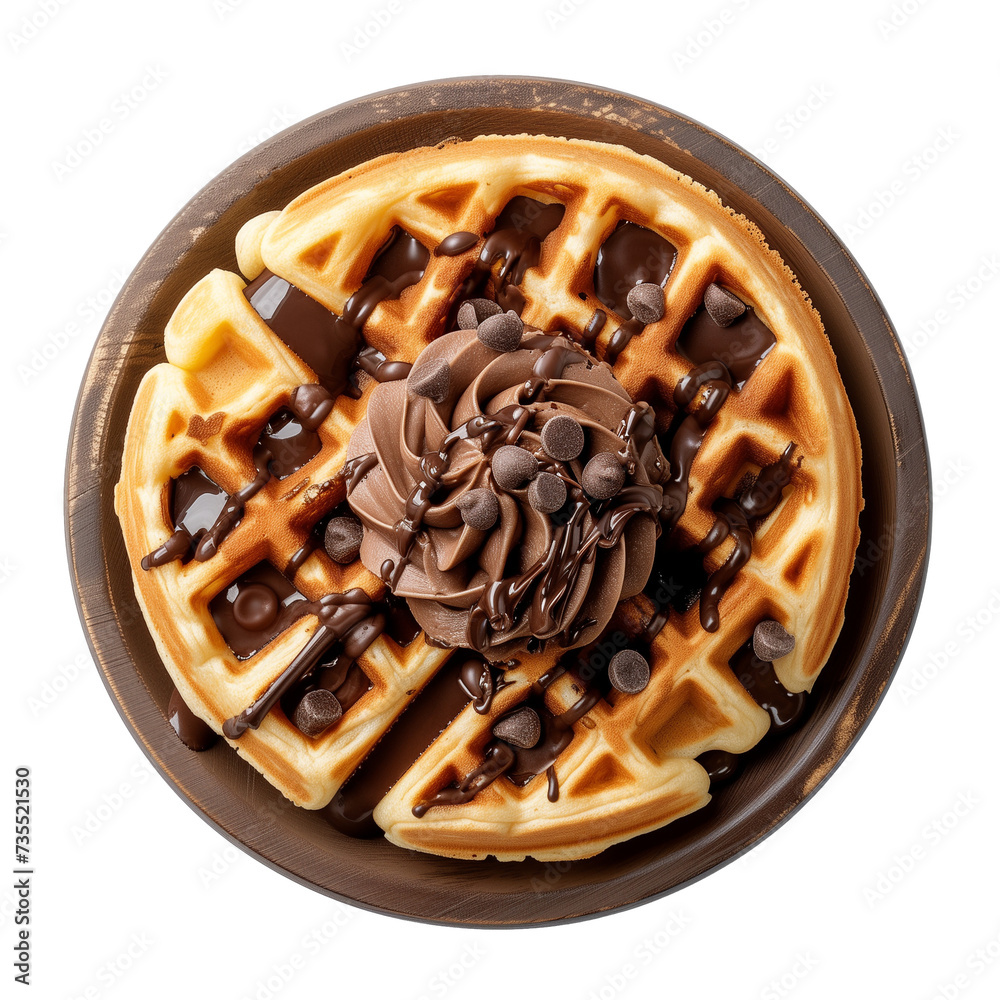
378;403;528;592
468;482;662;655
458;656;510;714
593;221;676;365
222;588;377;739
143;385;386;575
580;309;607;351
677;303;776;388
210;562;310;659
435;231;479;257
448;196;565;320
412;665;603;816
696;635;810;785
142;385;334;569
323;653;501;837
243;226;427;395
690;444;798;632
661;361;732;531
141;467;229;569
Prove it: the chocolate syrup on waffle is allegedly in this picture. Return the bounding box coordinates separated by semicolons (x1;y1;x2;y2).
448;196;565;320
662;361;733;530
178;385;333;564
729;639;808;733
435;231;479;256
210;562;310;659
581;309;607;350
693;444;798;632
323;655;488;837
256;385;331;480
141;385;339;569
222;588;378;739
243;273;359;398
412;672;603;816
593;221;677;365
677;304;776;388
280;612;382;720
244;226;428;394
141;467;229;569
693;624;810;787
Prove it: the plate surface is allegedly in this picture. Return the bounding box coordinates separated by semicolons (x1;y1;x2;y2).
65;76;930;926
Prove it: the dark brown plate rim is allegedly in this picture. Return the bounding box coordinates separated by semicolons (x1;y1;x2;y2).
65;76;931;927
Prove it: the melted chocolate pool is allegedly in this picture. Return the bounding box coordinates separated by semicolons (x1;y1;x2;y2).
676;303;776;388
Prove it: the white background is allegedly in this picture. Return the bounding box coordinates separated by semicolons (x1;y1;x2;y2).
4;0;998;997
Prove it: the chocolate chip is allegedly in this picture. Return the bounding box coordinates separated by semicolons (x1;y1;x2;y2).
752;619;795;661
582;452;625;499
704;282;747;327
456;488;500;530
457;297;502;330
232;584;278;631
528;472;567;514
491;445;538;491
324;516;364;564
540;414;585;462
292;689;342;737
492;706;541;748
608;650;650;694
408;358;451;403
626;282;665;324
477;310;523;352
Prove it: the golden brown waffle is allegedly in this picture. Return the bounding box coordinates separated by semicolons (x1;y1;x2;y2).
116;134;861;859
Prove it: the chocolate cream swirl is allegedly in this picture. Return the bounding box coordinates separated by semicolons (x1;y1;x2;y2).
345;327;667;659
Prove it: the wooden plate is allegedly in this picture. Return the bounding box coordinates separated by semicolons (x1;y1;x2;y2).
65;77;930;926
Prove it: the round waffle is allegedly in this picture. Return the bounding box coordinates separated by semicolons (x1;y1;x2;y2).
115;133;861;861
